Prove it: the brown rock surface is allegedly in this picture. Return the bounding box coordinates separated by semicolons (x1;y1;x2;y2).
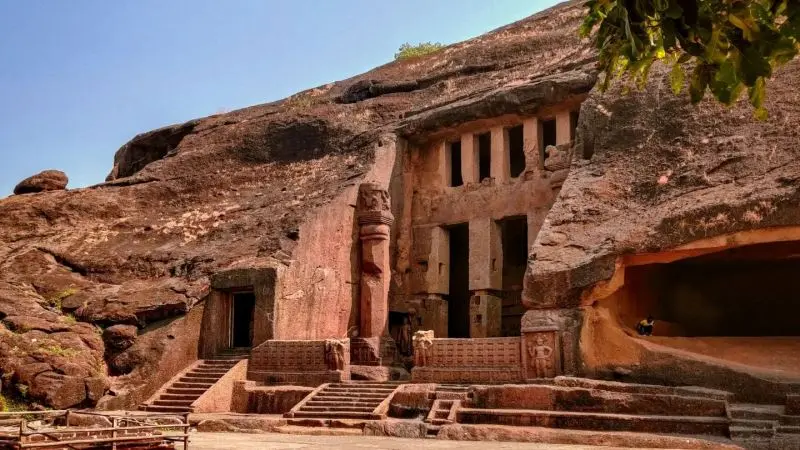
13;170;68;195
0;1;595;409
524;59;800;309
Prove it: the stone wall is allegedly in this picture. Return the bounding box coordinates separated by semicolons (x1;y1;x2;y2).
247;339;350;386
411;337;523;383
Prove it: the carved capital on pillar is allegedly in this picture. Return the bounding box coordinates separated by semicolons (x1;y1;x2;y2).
357;183;394;227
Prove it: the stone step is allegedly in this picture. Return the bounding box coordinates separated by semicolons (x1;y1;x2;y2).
202;360;242;365
299;406;376;413
314;394;387;402
729;403;785;421
305;400;381;407
729;426;776;439
172;381;214;389
160;394;201;401
153;399;194;407
191;369;228;378
777;425;800;435
457;408;730;436
166;387;207;394
180;376;220;384
143;405;191;413
183;372;224;380
731;418;776;430
323;388;395;395
782;415;800;426
290;411;379;420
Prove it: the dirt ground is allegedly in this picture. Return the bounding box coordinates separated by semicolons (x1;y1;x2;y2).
645;336;800;378
187;432;633;449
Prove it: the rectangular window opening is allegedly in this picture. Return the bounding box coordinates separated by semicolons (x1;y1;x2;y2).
477;132;491;181
539;119;557;163
448;141;463;187
507;125;525;178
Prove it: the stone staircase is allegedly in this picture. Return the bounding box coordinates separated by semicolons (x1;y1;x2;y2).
425;399;460;437
285;381;401;420
728;402;800;445
140;353;246;413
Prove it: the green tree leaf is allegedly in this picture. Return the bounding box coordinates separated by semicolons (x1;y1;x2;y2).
670;62;685;94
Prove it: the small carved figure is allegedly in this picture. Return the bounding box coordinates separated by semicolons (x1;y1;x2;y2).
543;144;571;171
528;335;553;378
397;317;412;356
324;339;346;371
359;185;390;212
412;330;434;367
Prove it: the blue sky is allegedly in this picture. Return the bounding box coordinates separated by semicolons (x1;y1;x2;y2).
0;0;560;196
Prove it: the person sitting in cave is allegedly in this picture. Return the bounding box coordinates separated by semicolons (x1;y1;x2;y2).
637;315;655;336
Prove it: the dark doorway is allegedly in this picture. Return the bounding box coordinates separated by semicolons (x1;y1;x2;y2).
231;292;255;348
449;141;463;187
540;119;557;163
447;223;470;337
500;217;528;336
477;132;491;181
507;125;525;178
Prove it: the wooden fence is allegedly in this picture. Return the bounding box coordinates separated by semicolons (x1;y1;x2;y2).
0;410;190;449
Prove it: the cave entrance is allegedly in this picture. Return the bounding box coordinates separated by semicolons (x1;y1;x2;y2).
500;216;528;336
231;291;255;348
614;240;800;338
447;223;470;338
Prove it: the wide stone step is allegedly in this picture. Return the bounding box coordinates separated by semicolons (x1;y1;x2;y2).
777;425;800;435
731;418;776;430
730;403;785;421
457;408;730;436
314;393;387;401
290;411;378;420
143;405;191;413
729;426;776;439
306;400;381;407
782;415;800;426
166;387;207;396
154;399;194;407
323;388;394;395
172;381;214;389
299;406;376;413
160;394;201;401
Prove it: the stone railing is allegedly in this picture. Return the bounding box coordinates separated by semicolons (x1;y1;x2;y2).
247;339;350;386
411;337;523;383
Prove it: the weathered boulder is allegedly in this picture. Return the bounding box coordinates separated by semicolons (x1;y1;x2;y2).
102;325;138;351
13;170;68;195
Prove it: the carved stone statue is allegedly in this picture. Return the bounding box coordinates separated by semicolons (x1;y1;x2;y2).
325;339;347;371
527;334;553;378
412;330;434;367
544;144;571;172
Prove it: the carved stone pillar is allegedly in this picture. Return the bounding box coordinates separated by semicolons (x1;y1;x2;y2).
356;182;394;339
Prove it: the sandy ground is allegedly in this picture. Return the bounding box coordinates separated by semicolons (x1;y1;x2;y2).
645;336;800;378
187;432;634;449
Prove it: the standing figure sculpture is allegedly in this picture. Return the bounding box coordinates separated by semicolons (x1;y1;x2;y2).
528;335;553;378
325;339;346;371
412;330;434;367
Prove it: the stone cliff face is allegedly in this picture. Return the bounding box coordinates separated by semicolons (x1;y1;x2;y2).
0;1;594;408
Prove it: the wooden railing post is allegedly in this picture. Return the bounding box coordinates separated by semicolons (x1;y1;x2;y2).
184;412;190;450
111;416;118;450
64;409;71;427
